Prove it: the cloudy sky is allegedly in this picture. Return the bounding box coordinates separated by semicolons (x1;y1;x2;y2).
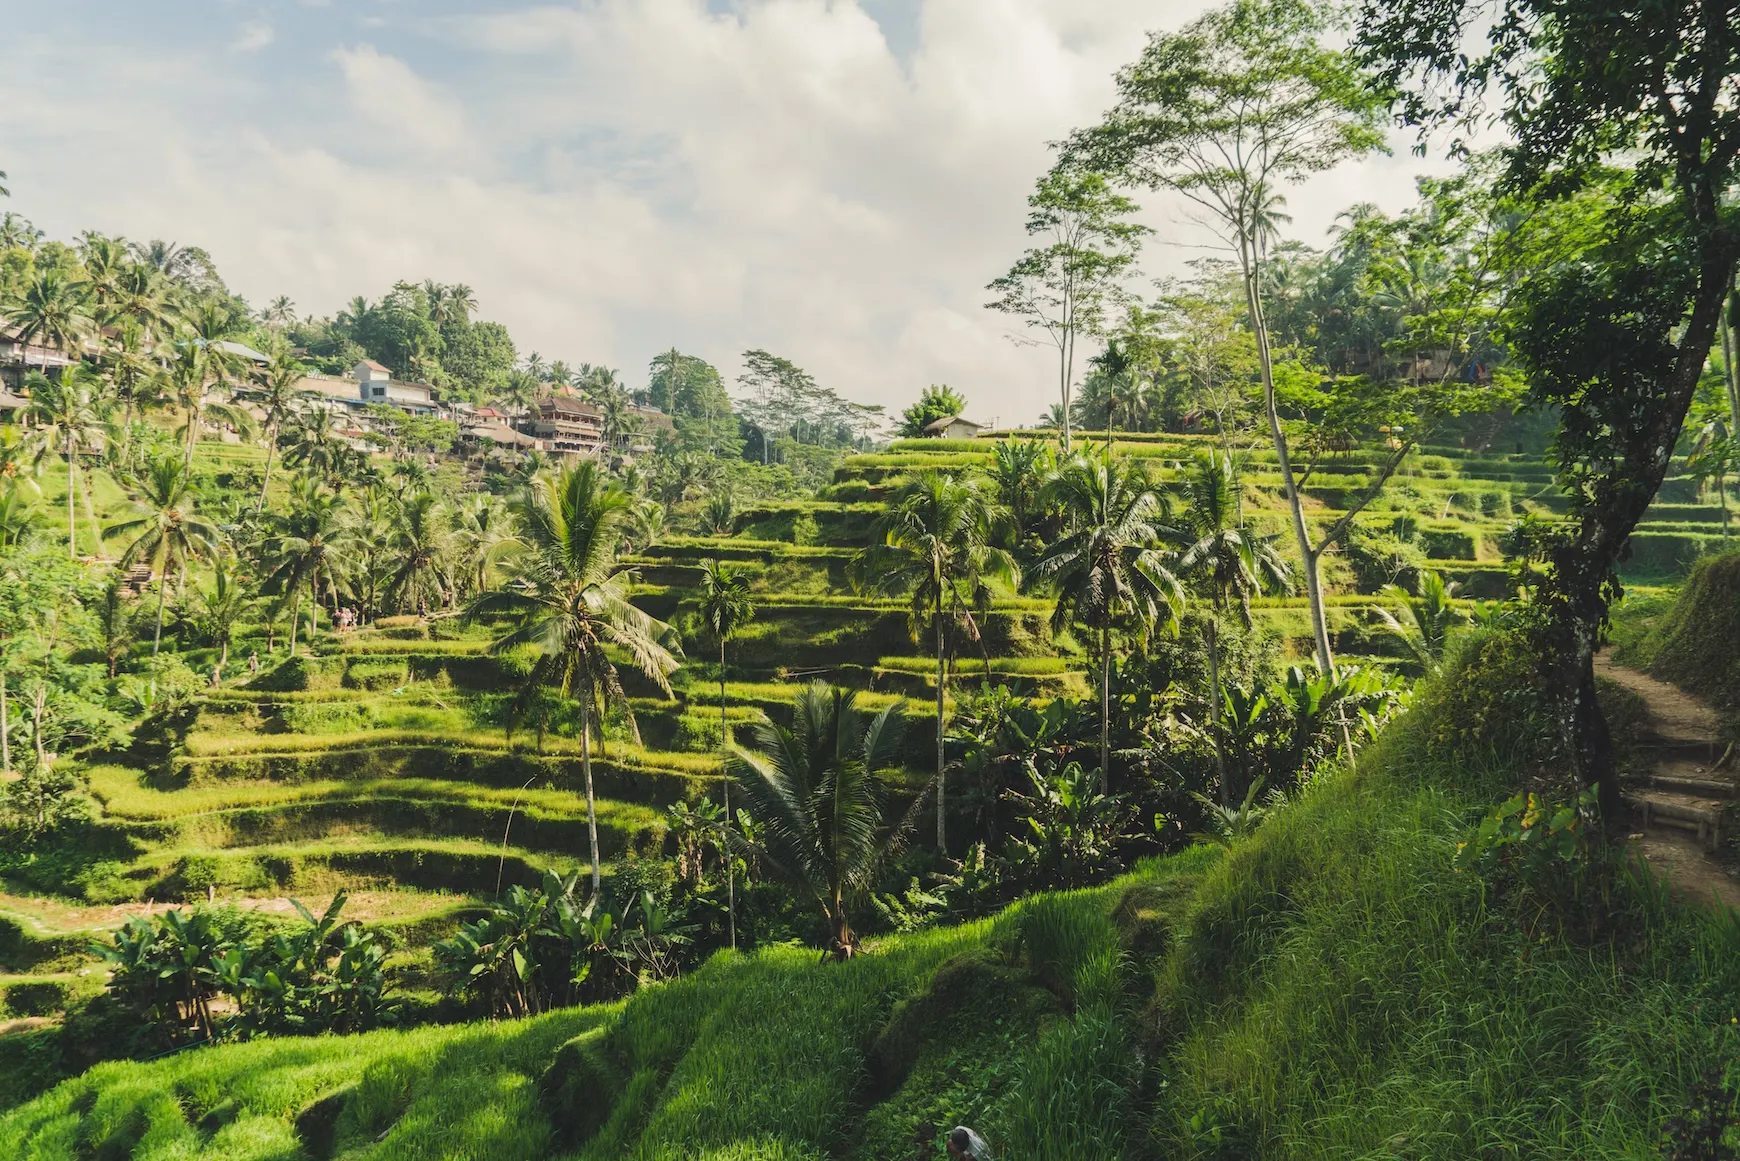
1;0;1451;425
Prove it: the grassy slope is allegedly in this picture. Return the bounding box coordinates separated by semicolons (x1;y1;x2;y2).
9;638;1740;1158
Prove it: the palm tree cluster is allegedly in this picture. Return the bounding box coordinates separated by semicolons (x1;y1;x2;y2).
854;438;1299;819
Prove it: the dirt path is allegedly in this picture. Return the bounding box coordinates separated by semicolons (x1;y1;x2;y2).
1595;650;1740;910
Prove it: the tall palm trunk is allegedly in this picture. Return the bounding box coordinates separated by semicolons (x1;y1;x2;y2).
288;591;301;658
0;668;10;774
720;639;735;951
256;423;277;515
151;567;169;656
1100;621;1112;791
64;428;76;560
935;591;947;852
580;691;602;901
1238;230;1335;678
1206;616;1229;806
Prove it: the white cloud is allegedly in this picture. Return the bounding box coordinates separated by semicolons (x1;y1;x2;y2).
231;18;275;53
331;44;469;154
0;0;1449;425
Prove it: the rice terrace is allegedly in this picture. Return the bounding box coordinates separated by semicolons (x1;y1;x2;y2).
3;0;1740;1157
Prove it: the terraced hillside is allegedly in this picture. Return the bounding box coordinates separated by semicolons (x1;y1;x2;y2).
2;429;1728;1030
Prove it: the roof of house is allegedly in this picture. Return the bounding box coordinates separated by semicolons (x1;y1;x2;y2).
542;395;602;418
217;340;271;364
357;358;391;373
923;414;980;433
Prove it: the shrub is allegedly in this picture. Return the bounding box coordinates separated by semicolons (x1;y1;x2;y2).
3;980;71;1018
1645;550;1740;708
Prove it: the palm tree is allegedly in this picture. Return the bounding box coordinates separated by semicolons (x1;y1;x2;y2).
259;478;348;655
386;491;455;613
854;470;1016;851
1373;569;1464;672
23;367;106;558
193;557;254;674
698;559;755;950
1176;452;1292;804
254;353;311;513
166;341;254;470
281;405;350;485
453;494;515;601
4;269;93;386
467;462;680;901
1030;449;1184;786
984;436;1054;552
108;456;220;655
730;683;910;959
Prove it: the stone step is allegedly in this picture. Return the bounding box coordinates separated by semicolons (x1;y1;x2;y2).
1629;770;1740;800
1627;789;1729;853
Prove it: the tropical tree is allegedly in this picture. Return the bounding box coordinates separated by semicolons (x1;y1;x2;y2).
468;462;680;900
1175;452;1292;803
165;342;254;470
4;268;93;384
698;559;755;950
984;436;1055;553
281;405;351;485
854;470;1017;851
109;456;220;655
254;353;311;513
23;367;105;558
986;169;1150;453
1064;0;1388;678
192;557;255;674
1030;449;1184;785
385;491;455;614
729;682;911;960
1372;569;1464;672
898;384;969;438
259;478;348;655
453;494;515;600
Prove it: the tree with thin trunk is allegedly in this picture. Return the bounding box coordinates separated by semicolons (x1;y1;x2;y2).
1030;448;1184;787
258;477;348;657
853;470;1017;852
698;558;755;950
986;168;1149;454
729;682;911;961
108;456;220;656
193;556;254;675
3;268;93;390
23;368;105;559
254;352;311;514
1063;0;1387;678
1176;452;1292;805
468;462;679;902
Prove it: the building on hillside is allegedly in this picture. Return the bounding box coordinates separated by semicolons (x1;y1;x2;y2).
353;360;442;415
922;415;983;440
627;405;676;453
0;328;77;389
216;340;271;367
533;395;606;455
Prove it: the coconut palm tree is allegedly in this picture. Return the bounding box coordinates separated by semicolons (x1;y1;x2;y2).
166;341;255;470
698;558;755;950
192;556;255;674
984;436;1055;553
1030;448;1184;787
1373;569;1464;672
23;367;106;558
254;353;311;514
1176;452;1292;804
108;456;221;655
4;268;93;386
385;491;455;613
259;478;348;656
731;682;911;960
453;493;515;601
854;470;1017;851
467;462;680;901
281;405;350;485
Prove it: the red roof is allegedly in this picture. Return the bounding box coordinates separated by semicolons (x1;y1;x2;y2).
358;358;391;373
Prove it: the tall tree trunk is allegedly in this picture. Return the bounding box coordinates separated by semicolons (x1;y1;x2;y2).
151;568;168;656
935;597;947;853
1059;327;1074;454
720;639;735;952
0;667;10;774
580;692;602;901
256;424;276;515
64;429;76;560
288;591;300;658
1100;622;1112;792
79;466;101;558
1207;616;1228;807
1238;232;1335;677
1723;284;1740;436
